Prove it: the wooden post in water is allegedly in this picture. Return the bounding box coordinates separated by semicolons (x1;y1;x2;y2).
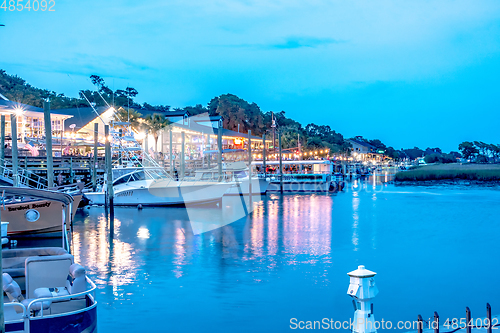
69;157;74;184
0;115;5;162
0;195;4;333
262;134;266;177
206;133;211;168
169;129;173;176
105;125;114;216
417;315;423;333
278;131;283;193
217;119;222;181
43;100;54;188
465;307;471;333
433;311;439;333
180;131;185;180
487;303;492;333
10;114;19;187
60;122;63;157
248;130;252;195
92;123;98;192
144;130;148;167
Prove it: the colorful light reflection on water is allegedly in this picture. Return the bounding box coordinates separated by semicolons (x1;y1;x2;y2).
71;181;500;332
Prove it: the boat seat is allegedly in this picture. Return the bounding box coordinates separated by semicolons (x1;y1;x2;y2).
33;263;87;303
25;253;74;299
66;264;87;295
3;273;24;302
3;273;52;313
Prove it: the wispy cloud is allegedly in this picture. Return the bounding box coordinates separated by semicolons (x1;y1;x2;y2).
268;36;343;49
220;36;344;50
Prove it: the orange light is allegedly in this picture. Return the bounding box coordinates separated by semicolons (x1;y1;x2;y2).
234;138;242;145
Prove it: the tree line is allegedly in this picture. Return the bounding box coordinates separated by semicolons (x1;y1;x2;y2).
458;141;500;162
2;69;497;162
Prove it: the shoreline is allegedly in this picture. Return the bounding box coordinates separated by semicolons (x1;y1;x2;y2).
394;163;500;182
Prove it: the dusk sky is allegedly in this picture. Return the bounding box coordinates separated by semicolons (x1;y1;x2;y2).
1;0;499;152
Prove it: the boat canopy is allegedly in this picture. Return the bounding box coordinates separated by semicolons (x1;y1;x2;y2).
0;187;74;205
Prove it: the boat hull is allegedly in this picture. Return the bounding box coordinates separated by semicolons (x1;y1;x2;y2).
225;178;269;195
265;174;334;192
3;194;82;235
5;301;97;333
86;181;232;206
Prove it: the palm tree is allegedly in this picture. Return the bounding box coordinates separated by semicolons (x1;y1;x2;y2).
113;107;143;131
144;113;172;151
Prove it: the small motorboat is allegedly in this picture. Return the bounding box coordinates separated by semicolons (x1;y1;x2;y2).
1;187;98;333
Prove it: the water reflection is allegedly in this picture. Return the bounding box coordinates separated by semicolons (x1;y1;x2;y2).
68;182;500;332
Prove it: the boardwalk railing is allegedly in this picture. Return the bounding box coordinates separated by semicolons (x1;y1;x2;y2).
0;157;49;189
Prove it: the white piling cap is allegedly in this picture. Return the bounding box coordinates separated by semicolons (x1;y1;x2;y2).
347;265;376;278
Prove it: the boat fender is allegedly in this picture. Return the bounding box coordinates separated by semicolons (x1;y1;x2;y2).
137;204;143;210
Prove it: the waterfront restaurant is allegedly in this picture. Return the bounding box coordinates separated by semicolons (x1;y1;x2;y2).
347;138;383;162
0;100;73;155
1;99;275;163
56;106;274;166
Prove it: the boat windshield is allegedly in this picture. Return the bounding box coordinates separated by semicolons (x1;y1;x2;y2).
113;171;146;186
234;170;248;179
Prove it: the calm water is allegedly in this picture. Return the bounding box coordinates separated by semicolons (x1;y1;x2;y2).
71;180;500;332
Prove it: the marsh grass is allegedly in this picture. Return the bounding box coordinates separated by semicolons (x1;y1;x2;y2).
395;164;500;181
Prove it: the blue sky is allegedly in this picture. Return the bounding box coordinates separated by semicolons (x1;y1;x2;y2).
1;0;500;152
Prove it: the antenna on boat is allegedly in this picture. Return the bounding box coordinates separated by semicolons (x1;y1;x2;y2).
81;87;170;175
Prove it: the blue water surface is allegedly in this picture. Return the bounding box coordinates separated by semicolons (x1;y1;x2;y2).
71;180;500;332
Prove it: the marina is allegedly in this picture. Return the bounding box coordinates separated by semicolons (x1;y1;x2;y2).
2;2;500;331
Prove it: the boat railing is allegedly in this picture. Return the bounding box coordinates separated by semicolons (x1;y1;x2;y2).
3;302;29;332
4;277;97;331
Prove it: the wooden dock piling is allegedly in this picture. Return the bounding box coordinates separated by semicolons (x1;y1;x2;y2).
105;125;114;215
248;130;252;194
206;133;211;168
262;134;266;177
93;122;98;191
278;131;283;193
169;129;173;176
43;100;54;188
0;196;4;332
466;307;472;333
434;311;439;333
218;119;222;181
0;115;5;162
181;131;185;180
417;315;423;333
487;303;492;333
10;114;18;187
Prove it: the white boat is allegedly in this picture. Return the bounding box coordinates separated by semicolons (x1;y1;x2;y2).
0;186;81;236
190;162;269;195
2;187;98;333
251;160;338;192
85;167;232;206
